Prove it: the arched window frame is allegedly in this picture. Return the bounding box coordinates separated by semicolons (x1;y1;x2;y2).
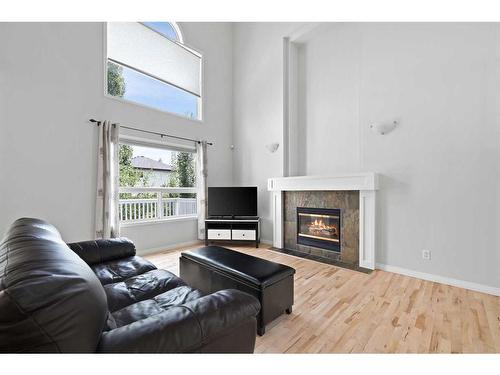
170;22;184;44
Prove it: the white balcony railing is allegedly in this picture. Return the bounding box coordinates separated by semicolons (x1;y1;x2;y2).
119;187;197;223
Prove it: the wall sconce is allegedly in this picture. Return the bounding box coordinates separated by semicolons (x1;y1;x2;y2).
266;143;280;153
370;120;398;135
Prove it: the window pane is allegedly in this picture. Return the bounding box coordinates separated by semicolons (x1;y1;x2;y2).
118;143;197;222
142;22;179;41
119;144;196;188
167;150;196;194
108;61;198;119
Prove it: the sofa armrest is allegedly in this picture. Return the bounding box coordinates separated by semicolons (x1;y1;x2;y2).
97;289;261;353
67;238;136;265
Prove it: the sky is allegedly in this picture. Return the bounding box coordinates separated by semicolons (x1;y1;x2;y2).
132;145;174;165
121;66;198;118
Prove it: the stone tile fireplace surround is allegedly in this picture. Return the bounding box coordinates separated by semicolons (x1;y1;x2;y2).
285;191;359;266
268;173;378;270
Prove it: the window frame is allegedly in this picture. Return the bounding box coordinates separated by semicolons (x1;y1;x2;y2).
103;22;204;122
118;136;198;226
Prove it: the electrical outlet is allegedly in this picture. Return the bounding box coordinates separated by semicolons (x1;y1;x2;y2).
422;249;431;260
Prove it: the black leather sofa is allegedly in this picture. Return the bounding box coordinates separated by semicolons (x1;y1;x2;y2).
0;218;260;353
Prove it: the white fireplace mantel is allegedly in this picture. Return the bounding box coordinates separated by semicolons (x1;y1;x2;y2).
267;173;378;269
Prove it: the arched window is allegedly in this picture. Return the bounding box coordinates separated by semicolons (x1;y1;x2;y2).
142;22;184;43
106;22;202;120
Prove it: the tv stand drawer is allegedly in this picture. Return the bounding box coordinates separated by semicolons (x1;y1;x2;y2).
207;229;231;240
232;229;256;241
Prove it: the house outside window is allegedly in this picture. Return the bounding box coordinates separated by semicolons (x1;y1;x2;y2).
119;143;197;224
106;22;202;120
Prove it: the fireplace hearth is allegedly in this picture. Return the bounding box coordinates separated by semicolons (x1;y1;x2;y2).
297;207;341;252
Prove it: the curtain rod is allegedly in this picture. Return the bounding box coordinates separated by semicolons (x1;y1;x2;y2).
88;119;213;146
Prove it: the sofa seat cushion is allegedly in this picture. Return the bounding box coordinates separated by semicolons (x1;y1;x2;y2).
91;256;156;286
109;285;205;328
104;269;187;312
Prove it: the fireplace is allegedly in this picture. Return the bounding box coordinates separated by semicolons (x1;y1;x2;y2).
297;207;341;252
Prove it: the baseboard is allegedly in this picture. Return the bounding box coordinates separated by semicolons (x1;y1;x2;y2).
376;263;500;297
137;240;203;256
260;238;273;246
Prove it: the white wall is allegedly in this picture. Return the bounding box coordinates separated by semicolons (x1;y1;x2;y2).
296;24;361;175
232;22;500;288
232;23;302;241
0;22;233;252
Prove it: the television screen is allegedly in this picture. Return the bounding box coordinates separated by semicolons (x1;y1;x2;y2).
208;187;257;217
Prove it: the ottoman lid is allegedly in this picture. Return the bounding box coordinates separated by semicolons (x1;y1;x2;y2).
181;246;295;288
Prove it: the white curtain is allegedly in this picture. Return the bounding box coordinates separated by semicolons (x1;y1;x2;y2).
196;141;208;240
95;121;120;239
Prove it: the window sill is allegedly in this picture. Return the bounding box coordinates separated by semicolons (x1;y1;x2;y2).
120;215;198;228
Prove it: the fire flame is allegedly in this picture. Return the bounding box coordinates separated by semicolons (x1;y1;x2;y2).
308;218;338;236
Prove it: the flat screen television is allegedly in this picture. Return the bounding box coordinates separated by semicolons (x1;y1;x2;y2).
207;187;258;218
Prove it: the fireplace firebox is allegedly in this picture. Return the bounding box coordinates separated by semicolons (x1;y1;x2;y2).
297;207;341;252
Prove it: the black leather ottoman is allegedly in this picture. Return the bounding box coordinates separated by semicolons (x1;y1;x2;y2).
180;246;295;335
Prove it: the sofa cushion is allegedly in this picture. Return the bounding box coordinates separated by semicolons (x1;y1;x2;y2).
110;285;204;328
104;269;187;312
91;256;156;285
0;218;108;353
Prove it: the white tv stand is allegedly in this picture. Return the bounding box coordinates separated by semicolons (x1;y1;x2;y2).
205;217;260;248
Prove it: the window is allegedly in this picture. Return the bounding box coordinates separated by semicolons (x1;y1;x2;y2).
142;22;182;42
106;22;202;120
119;142;197;223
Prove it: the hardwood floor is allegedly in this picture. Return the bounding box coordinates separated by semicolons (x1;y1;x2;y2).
145;243;500;353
